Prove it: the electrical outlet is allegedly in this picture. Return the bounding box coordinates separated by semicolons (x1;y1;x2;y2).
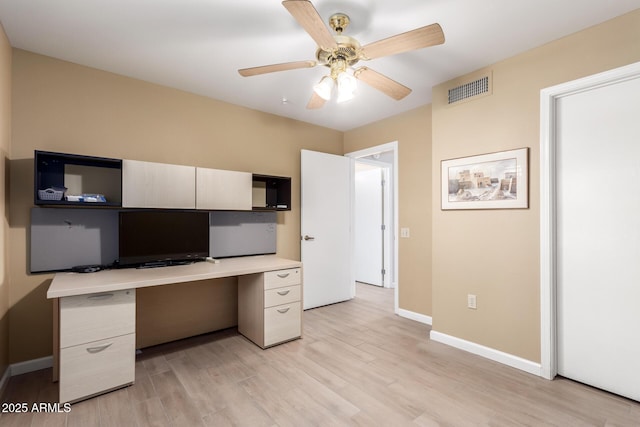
467;294;477;309
400;227;410;238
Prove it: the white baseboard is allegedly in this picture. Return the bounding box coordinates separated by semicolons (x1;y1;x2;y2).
430;330;542;377
10;355;53;376
397;308;432;326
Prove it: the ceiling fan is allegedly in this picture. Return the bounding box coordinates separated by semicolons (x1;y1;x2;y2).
238;0;445;109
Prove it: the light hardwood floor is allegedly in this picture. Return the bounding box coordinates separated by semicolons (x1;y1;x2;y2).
2;283;639;426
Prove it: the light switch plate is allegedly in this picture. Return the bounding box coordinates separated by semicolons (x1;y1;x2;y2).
467;294;477;309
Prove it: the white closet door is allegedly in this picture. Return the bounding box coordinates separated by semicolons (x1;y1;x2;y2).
557;75;640;401
355;166;383;286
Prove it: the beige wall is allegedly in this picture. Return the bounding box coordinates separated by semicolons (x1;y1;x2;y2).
431;9;640;362
9;49;343;363
0;23;11;379
344;105;432;316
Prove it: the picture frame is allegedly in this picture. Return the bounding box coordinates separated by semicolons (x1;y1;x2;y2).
441;147;529;210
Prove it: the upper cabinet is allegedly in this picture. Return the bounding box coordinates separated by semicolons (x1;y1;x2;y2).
122;160;196;209
252;175;292;211
196;168;252;211
34;151;122;207
34;151;292;212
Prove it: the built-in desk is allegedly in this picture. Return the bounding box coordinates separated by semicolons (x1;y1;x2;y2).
47;255;303;403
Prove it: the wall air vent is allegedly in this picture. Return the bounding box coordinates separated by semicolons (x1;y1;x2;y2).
448;75;490;105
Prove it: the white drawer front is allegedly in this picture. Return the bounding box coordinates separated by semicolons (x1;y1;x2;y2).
59;333;135;403
264;285;301;308
60;289;135;348
264;301;301;347
264;268;301;290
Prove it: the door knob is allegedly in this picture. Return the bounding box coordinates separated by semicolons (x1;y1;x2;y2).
303;235;315;241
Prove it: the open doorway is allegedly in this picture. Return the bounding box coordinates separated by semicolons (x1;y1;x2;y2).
346;142;398;313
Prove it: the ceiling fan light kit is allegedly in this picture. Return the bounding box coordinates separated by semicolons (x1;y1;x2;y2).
336;72;357;103
313;76;334;100
336;86;355;103
238;0;445;109
312;52;359;103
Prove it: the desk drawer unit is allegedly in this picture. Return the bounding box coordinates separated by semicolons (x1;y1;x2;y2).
58;289;135;403
238;268;302;348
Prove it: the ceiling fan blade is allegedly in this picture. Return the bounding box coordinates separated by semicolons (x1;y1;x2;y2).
238;60;317;77
361;23;444;60
282;0;338;50
354;67;412;100
306;91;327;109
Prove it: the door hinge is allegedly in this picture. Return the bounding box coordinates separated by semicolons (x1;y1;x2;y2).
381;224;386;231
381;268;386;276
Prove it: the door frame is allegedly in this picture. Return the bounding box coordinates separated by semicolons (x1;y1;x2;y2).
346;141;399;314
539;61;640;380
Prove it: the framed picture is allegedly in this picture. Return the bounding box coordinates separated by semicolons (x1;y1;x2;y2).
441;147;529;210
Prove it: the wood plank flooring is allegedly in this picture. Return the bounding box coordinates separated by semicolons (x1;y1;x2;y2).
2;282;639;426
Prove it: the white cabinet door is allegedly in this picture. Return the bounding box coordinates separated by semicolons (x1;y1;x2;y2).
122;159;196;208
196;167;252;210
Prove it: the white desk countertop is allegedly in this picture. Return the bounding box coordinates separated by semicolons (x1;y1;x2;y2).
47;255;302;299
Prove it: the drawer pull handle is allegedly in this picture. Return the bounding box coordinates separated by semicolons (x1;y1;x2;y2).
86;343;113;354
277;307;290;314
277;290;290;296
87;293;115;300
277;273;290;279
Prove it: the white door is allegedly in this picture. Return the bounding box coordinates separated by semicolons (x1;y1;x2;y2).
355;164;387;286
301;150;353;310
556;75;640;401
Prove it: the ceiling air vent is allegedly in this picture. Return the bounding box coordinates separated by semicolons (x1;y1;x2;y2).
448;75;490;104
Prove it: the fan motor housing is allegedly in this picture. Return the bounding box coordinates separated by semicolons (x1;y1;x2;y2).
316;35;361;67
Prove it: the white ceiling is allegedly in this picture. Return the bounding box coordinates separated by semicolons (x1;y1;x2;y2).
1;0;639;131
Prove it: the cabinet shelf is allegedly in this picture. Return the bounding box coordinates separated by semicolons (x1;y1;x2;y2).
252;174;291;211
34;151;122;207
33;200;121;208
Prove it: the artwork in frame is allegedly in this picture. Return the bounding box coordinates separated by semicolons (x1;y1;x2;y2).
441;147;529;210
